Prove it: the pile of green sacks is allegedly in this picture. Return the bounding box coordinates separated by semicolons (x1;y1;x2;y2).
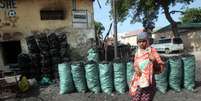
58;60;134;94
155;55;196;93
57;54;196;94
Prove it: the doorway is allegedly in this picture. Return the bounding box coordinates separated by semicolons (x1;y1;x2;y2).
0;41;21;65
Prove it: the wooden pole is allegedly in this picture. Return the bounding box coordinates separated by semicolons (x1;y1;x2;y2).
112;0;118;59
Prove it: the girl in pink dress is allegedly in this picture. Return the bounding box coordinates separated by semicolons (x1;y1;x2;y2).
130;32;164;101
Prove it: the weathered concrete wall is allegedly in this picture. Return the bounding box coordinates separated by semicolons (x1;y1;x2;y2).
181;31;201;51
0;0;94;33
154;30;201;52
0;0;95;70
0;0;95;46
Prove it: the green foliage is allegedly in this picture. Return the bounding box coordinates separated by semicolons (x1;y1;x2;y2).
94;21;105;40
107;0;194;29
116;0;131;22
106;0;133;22
106;0;159;30
181;7;201;23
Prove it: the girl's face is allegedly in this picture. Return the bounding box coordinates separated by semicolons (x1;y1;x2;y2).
137;40;148;49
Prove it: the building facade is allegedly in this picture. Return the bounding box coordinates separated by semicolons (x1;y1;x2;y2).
0;0;95;70
153;23;201;52
120;29;143;46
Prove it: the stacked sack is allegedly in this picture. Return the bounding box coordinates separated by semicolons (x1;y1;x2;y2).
99;61;113;94
71;62;88;93
155;54;196;93
58;63;75;94
181;55;196;91
26;32;71;81
85;48;101;93
36;33;52;80
57;48;196;95
85;61;101;93
57;48;137;95
26;35;41;80
113;59;127;94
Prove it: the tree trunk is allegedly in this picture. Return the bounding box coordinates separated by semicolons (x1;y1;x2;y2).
95;30;99;46
162;4;179;37
95;27;101;46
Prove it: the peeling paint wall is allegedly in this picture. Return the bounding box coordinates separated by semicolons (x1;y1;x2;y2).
0;0;95;44
0;0;95;70
0;0;94;33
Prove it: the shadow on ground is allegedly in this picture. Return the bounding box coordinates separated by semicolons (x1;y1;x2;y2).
14;86;41;101
195;81;201;88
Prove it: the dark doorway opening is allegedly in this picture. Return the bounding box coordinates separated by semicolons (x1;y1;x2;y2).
1;41;21;65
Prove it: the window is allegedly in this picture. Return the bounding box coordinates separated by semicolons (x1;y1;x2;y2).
153;40;159;44
159;39;171;44
72;10;88;28
173;38;183;44
40;10;66;20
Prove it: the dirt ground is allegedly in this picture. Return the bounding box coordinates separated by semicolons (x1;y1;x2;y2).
1;51;201;101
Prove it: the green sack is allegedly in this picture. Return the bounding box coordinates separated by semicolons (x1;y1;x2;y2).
71;62;88;93
87;48;99;62
168;56;182;92
126;61;134;88
40;75;52;86
85;62;101;93
113;61;127;94
181;55;196;91
99;62;113;94
155;61;169;93
58;63;75;94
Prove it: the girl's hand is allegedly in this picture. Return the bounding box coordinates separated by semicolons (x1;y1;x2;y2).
159;63;165;73
149;53;156;61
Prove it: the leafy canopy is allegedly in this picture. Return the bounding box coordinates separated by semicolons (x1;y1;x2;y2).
107;0;193;27
181;7;201;23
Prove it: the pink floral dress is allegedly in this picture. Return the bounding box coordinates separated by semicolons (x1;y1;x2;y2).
129;47;163;96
